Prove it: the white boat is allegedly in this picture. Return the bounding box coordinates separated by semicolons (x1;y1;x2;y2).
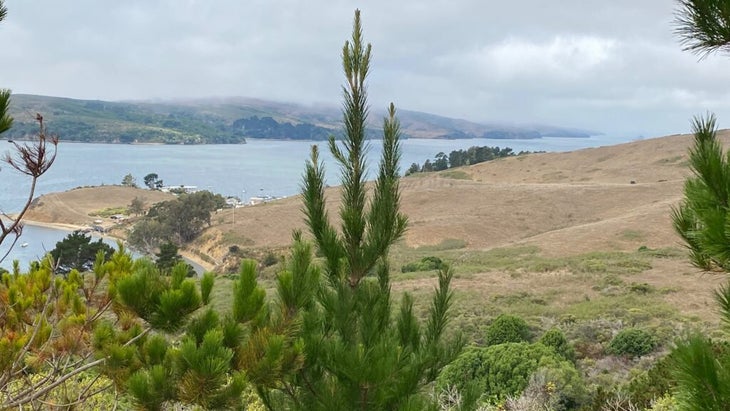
20;242;28;247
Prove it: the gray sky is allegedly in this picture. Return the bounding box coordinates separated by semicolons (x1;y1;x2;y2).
1;0;729;138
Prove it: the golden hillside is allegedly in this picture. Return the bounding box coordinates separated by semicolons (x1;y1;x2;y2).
202;131;728;258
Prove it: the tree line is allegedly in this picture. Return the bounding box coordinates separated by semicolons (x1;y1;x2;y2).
405;145;533;175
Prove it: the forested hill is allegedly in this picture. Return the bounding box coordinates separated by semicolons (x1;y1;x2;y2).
5;94;598;144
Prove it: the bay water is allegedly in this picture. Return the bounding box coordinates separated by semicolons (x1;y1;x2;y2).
0;135;629;268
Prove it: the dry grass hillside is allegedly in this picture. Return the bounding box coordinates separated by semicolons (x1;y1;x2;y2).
199;131;729;258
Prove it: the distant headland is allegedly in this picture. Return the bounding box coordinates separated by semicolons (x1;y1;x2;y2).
6;94;599;144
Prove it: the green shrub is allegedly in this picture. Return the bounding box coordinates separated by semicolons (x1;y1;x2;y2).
539;328;575;362
400;256;444;273
437;342;584;405
607;328;656;357
484;314;531;346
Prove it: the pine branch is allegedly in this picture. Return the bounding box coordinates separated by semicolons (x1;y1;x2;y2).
301;144;344;281
0;89;12;134
675;0;730;57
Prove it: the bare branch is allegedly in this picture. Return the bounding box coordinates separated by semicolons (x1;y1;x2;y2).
0;114;58;262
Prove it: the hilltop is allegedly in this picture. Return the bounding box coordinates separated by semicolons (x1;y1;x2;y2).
5;94;597;144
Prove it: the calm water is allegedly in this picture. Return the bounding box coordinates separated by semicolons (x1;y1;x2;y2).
0;135;629;268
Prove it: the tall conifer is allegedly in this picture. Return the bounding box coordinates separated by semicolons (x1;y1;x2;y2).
259;9;463;410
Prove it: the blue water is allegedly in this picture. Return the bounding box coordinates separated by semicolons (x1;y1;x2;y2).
0;135;630;268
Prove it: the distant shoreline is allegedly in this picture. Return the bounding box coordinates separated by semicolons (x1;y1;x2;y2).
5;134;596;146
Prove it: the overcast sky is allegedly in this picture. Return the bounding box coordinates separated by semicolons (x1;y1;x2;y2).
1;0;729;139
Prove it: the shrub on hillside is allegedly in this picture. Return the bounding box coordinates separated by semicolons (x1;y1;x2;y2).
401;256;444;273
484;314;531;346
539;328;576;362
437;342;585;407
607;328;656;357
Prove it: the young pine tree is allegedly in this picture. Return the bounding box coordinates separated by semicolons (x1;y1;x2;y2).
253;10;463;410
670;115;730;410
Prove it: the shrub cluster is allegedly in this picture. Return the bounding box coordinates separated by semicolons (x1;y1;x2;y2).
607;328;656;357
437;342;584;406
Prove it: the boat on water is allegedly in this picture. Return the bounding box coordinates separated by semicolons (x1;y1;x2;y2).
20;242;28;247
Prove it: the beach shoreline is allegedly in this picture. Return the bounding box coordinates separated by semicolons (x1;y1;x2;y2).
19;218;216;273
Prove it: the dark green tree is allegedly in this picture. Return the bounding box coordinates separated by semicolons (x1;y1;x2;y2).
143;173;163;190
252;10;463;410
50;231;114;274
405;162;421;176
433;152;449;171
676;0;730;57
154;241;195;276
155;242;184;272
449;150;467;168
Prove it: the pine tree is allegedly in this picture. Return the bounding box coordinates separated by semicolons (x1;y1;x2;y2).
252;10;463;410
